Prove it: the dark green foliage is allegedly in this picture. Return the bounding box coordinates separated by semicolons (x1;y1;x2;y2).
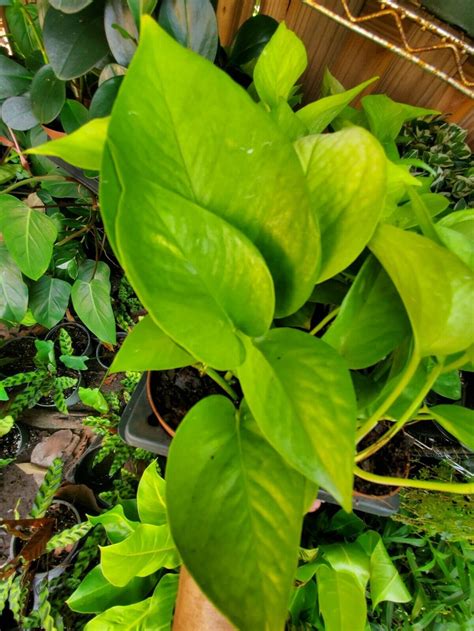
398;115;474;209
29;457;63;519
115;275;143;331
58;328;74;357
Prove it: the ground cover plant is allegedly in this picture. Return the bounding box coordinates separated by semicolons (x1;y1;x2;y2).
33;16;474;630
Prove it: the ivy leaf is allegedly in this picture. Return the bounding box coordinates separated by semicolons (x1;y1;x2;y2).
369;223;474;357
159;0;217;61
137;461;167;526
29;276;71;328
317;565;367;631
101;523;179;586
166;396;306;631
71;276;116;344
253;21;307;109
321;542;370;589
295;127;386;283
0;194;57;280
110;315;193;373
238;328;357;510
88;505;138;544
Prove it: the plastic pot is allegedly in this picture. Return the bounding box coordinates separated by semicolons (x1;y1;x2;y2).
95;332;127;369
45;321;92;358
0;336;37;377
0;422;29;461
146;371;177;438
73;444;118;496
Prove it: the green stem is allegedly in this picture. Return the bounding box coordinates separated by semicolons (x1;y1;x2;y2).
204;368;239;402
356;348;420;443
353;465;474;494
309;307;340;336
1;175;64;195
355;361;443;462
408;189;442;245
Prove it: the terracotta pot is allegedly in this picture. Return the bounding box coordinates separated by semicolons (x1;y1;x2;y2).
146;371;176;438
173;567;234;631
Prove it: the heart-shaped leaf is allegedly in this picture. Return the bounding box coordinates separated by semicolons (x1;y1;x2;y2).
166;396;306;631
29;276;71;328
0;194;57;280
238;328;357;510
317;565;367;631
0;245;28;323
71;275;116;344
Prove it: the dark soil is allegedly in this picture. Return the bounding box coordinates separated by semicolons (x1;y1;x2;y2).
0;337;37;376
0;424;22;459
354;423;410;497
38;367;79;406
74;448;117;494
48;323;90;356
149;367;228;431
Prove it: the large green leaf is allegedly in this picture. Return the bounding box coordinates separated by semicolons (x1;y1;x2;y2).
436;210;474;271
0;244;28;323
84;573;178;631
166;396;306;631
67;565;156;614
27;116;109;170
30;64;66;124
357;531;411;608
0;55;32;99
317;565;367;631
89;505;138;544
228;14;278;66
104;0;138;66
369;223;474;357
110;315;193;373
430;405;474;450
2;95;38;131
0;194;57;280
159;0;218;61
113;181;274;369
101;523;179;586
137;460;167;526
43;4;110;80
297;77;377;135
295;126;386;282
237;328;357;510
71;274;116;344
102;18;319;318
253;21;307;109
29;276;71;328
323;255;410;369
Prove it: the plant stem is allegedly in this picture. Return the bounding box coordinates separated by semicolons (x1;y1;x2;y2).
355;360;443;462
204;368;239;402
55;225;91;247
20;4;48;63
356;348;420;443
309;307;340;336
1;175;64;195
353;465;474;494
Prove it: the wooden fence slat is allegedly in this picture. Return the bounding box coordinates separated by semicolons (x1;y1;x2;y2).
217;0;256;46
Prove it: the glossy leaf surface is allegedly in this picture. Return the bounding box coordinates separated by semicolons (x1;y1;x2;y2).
159;0;218;61
324;255;410;368
89;77;123;119
137;461;167;526
67;565;155;613
84;573;178;631
101;523;179;586
430;405;474;450
321;542;370;589
166;396;306;631
89;505;138;544
2;95;38;130
228;14;278;66
30;65;66;124
0;194;57;280
29;276;71;328
297;77;377;135
71;270;116;344
110;315;193;373
27;116;109;170
296;126;386;282
103;19;319;319
0;244;28;322
238;328;356;509
369;223;474;356
0;55;32;99
253;22;307;108
60;99;89;133
317;565;366;631
43;4;110;80
105;0;138;66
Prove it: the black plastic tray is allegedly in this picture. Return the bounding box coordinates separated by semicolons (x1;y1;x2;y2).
119;375;171;455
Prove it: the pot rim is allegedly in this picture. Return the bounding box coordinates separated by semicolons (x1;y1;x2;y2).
146;371;176;438
95;332;127;369
45;321;93;357
36;371;82;409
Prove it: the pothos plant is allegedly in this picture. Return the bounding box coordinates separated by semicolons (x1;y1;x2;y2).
30;18;474;631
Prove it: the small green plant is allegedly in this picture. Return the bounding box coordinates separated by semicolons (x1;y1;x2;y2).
0;330;87;425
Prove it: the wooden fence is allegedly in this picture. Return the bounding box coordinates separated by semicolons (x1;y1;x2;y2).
217;0;473;139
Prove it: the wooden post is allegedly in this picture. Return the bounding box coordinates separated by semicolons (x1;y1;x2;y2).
173;567;235;631
217;0;256;46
